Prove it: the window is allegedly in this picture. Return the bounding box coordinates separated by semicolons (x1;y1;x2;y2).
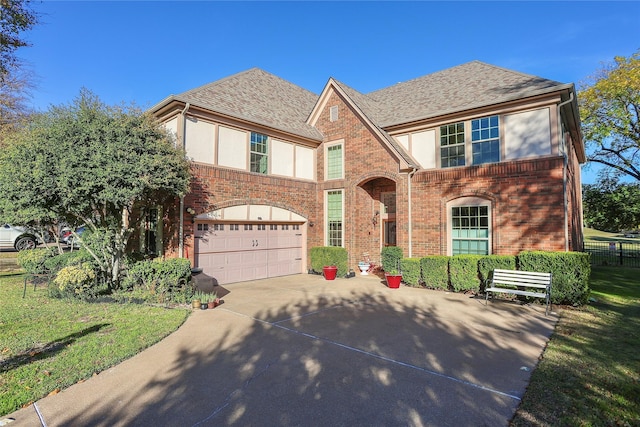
326;143;343;180
326;190;343;247
440;122;465;168
451;205;490;255
141;207;162;256
250;132;268;174
472;116;500;164
381;192;396;214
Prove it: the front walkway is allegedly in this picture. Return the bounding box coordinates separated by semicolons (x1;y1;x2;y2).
6;273;557;426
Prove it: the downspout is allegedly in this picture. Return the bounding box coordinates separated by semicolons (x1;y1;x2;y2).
407;167;418;258
557;92;574;252
179;102;190;258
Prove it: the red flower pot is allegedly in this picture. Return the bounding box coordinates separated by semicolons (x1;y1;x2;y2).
323;265;338;280
385;274;402;288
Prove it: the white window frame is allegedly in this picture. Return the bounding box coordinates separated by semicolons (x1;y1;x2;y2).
325;189;344;247
446;197;492;256
325;140;344;180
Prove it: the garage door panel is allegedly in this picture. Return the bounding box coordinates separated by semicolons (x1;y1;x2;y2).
195;222;304;285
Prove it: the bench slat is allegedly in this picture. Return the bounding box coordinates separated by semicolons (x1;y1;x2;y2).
485;287;546;299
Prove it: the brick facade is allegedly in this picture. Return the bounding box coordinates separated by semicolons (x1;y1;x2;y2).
152;64;585;278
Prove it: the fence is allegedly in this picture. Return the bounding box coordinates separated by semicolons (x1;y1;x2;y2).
583;241;640;268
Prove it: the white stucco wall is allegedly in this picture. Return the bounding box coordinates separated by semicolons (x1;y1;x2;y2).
271;139;294;177
218;125;247;170
295;145;314;180
164;117;179;146
185;118;215;163
503;108;551;160
411;129;436;169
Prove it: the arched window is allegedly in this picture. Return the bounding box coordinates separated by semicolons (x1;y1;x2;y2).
447;197;492;255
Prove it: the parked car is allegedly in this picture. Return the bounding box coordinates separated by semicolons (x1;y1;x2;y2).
0;224;39;251
63;226;86;248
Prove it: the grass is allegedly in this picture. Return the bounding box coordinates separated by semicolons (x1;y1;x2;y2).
0;274;190;416
584;227;640;244
511;266;640;426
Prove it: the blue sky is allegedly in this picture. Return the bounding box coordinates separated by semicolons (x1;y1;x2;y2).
18;1;640;183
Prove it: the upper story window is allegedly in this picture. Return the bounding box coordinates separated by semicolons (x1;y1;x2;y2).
440;122;465;168
250;132;268;174
471;116;500;165
326;143;343;180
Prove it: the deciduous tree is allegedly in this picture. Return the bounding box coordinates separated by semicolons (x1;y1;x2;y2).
583;180;640;232
0;89;191;286
579;50;640;182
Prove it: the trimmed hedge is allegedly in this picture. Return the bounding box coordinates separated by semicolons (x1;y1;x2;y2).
381;246;403;272
478;255;516;291
420;256;449;290
517;251;591;305
310;246;349;277
401;251;590;306
449;255;483;291
399;258;421;286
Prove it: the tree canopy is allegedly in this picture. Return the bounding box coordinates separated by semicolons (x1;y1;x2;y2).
0;89;191;285
0;0;38;132
583;180;640;232
579;50;640;182
0;0;38;78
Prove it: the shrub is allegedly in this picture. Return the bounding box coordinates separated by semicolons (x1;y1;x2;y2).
399;258;421;286
17;247;58;274
478;255;516;291
122;258;193;303
517;251;591;305
310;246;349;277
381;246;403;272
449;255;483;292
44;249;96;275
54;263;97;299
420;256;450;290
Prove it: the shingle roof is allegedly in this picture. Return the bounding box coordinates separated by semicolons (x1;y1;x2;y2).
366;61;569;127
173;68;323;141
159;61;572;144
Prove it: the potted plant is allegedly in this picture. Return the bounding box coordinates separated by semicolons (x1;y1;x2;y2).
208;292;218;309
385;269;402;289
192;291;202;309
200;292;209;310
322;265;338;280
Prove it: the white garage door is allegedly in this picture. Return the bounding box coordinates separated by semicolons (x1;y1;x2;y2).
194;222;303;285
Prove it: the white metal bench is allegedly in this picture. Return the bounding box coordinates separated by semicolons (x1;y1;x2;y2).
485;269;552;315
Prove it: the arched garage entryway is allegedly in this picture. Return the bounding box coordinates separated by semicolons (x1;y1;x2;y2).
193;205;307;285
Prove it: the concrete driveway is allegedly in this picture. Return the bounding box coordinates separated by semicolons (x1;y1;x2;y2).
5;273;558;426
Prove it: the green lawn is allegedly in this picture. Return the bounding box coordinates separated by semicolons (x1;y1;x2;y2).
584;227;640;244
0;274;189;416
512;266;640;426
